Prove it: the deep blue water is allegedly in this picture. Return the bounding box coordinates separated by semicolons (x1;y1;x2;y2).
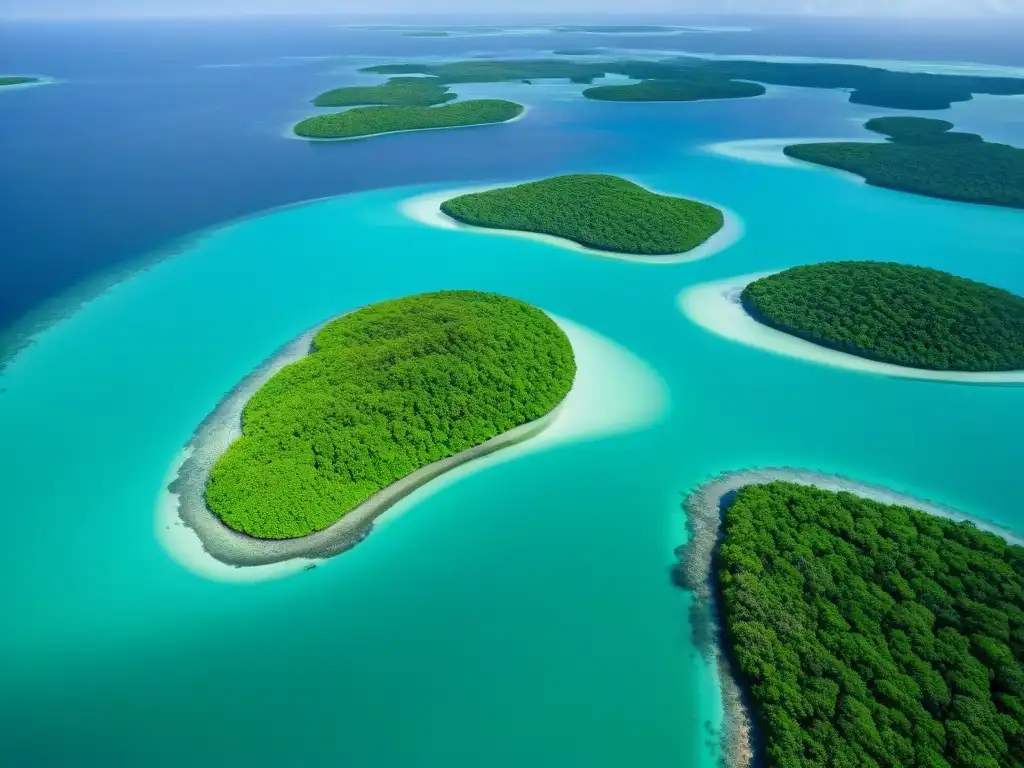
1;17;1024;768
3;16;1024;338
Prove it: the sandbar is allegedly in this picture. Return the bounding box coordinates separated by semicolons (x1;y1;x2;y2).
679;466;1021;768
678;271;1024;384
399;182;743;265
157;312;667;582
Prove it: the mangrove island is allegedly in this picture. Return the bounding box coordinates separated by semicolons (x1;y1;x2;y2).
312;76;456;107
678;469;1024;768
784;117;1024;209
440;174;724;255
293;99;524;140
0;76;43;88
198;291;574;553
741;262;1024;372
584;77;766;102
361;57;1024;110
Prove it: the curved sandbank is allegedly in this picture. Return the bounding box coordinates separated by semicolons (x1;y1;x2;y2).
678;466;1022;768
702;136;877;181
157;313;668;582
399;183;743;265
678;272;1024;384
286;104;529;143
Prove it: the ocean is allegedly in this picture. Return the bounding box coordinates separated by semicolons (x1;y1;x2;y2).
1;16;1022;768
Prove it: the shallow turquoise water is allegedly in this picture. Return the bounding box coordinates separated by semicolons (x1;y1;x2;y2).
1;86;1023;767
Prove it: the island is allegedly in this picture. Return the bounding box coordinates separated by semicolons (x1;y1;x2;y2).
0;76;43;88
311;76;456;107
677;468;1024;768
292;99;524;140
439;174;724;256
583;77;766;102
553;48;606;56
784;117;1024;209
402;30;450;37
185;291;574;563
740;262;1024;372
360;57;1024;110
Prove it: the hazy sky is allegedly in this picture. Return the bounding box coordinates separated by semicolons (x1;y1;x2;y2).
4;0;1024;18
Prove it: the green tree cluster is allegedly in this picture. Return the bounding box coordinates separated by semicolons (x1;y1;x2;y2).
311;77;456;107
784;117;1024;209
293;99;523;140
441;174;724;256
583;77;766;102
718;481;1024;768
206;291;575;540
0;76;40;87
360;57;1024;110
742;262;1024;372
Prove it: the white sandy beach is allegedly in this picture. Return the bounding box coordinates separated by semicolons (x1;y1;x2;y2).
156;312;668;583
702;136;877;181
399;182;744;265
679;271;1024;385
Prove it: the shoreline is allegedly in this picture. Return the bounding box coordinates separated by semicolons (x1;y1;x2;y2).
678;271;1024;384
0;75;55;92
678;466;1022;768
284;104;529;143
157;312;668;582
702;136;880;183
399;181;743;265
160;308;568;573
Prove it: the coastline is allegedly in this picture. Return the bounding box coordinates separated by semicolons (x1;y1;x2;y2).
0;75;55;92
702;136;879;183
398;182;744;265
284;104;529;143
678;466;1022;768
678;271;1024;384
157;312;668;582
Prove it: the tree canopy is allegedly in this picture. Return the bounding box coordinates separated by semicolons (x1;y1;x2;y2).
718;481;1024;768
583;77;765;102
293;99;523;140
742;262;1024;372
784;117;1024;209
311;77;456;107
206;291;575;539
441;174;724;256
0;76;41;87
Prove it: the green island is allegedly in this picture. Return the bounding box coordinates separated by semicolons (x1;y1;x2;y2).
402;30;450;37
205;291;575;540
784;117;1024;209
0;76;42;88
312;76;455;107
293;99;523;140
553;48;606;56
440;174;724;255
741;262;1024;372
361;57;1024;110
584;77;766;102
715;480;1024;768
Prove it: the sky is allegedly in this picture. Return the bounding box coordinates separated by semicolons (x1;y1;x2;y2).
3;0;1023;17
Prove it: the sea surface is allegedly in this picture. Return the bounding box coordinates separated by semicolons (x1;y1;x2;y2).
1;16;1023;768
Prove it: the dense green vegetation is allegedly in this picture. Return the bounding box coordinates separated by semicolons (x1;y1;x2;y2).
311;77;455;107
718;481;1024;768
206;291;575;539
784;117;1024;209
293;99;523;140
584;77;766;102
0;76;41;87
361;57;1024;110
440;174;724;255
742;262;1024;371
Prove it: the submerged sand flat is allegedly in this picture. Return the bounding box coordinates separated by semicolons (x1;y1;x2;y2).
678;272;1024;385
157;313;668;583
399;183;743;264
